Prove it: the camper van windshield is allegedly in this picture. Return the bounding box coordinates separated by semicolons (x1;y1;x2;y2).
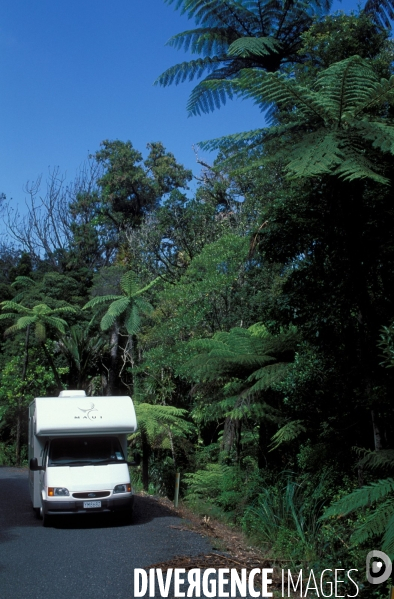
48;437;126;466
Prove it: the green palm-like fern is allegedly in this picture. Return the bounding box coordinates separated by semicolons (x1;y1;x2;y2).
199;56;394;184
0;301;76;342
83;271;159;335
322;449;394;555
156;0;330;115
0;300;76;388
157;0;394;115
378;322;394;368
269;419;306;451
56;325;107;389
132;403;193;450
185;324;297;424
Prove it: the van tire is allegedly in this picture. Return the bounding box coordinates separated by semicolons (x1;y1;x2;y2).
42;512;52;527
40;504;52;527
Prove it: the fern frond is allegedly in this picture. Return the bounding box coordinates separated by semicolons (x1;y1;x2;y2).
166;27;233;55
269;420;306;451
4;323;24;336
106;297;130;317
83;295;121;310
155;57;222;87
227;36;281;58
134;403;192;444
322;478;394;518
35;321;47;342
314;56;378;121
198;127;266;152
364;0;394;29
353;74;394;116
382;511;394;557
134;277;160;297
186;77;237;115
286;132;344;179
124;305;141;336
351;120;394;155
247;362;289;392
120;271;139;297
358;450;394;471
41;316;68;329
20;316;41;329
350;498;394;545
133;296;154;315
100;312;117;331
11;276;34;288
0;301;29;314
334;153;389;185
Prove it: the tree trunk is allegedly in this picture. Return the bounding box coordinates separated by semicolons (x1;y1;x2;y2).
16;326;30;466
42;343;63;390
141;430;150;492
167;425;176;471
107;323;119;395
371;409;383;451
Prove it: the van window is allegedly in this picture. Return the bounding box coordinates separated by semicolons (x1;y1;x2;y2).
48;437;125;466
41;442;49;470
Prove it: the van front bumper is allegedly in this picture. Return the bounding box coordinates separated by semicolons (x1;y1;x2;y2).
43;493;134;515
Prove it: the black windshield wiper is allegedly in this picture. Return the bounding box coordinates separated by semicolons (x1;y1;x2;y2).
92;459;125;465
51;460;95;467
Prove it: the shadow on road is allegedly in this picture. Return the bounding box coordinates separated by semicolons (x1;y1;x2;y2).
0;467;178;536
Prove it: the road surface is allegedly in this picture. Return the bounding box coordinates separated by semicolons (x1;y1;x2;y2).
0;466;213;599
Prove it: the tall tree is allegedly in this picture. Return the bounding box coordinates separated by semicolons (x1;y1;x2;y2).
92;140;192;235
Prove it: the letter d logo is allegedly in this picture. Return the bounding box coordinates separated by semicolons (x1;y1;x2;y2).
366;550;392;584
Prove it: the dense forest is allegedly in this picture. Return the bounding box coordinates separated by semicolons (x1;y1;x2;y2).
1;0;394;593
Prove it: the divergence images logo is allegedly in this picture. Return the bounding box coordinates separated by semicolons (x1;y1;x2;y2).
76;403;100;421
366;551;392;584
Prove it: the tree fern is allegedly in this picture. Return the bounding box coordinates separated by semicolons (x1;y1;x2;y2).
269;419;306;451
227;36;281;58
132;403;193;449
198;56;394;184
378;322;394;368
156;0;342;115
83;270;158;335
182;324;297;453
351;498;394;545
383;512;394;555
323;478;394;517
357;449;394;470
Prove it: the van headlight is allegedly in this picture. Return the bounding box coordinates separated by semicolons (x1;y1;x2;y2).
48;487;70;496
113;484;131;494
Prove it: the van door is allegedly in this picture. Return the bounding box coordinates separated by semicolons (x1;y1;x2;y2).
39;441;49;503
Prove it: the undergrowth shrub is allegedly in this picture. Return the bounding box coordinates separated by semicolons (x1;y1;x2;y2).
184;463;250;520
241;473;328;563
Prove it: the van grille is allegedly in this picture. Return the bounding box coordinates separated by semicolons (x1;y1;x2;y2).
72;491;110;498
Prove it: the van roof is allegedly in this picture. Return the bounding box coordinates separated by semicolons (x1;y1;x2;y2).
33;395;137;436
59;390;87;397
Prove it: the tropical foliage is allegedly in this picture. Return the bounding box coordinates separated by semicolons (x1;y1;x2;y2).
0;3;394;594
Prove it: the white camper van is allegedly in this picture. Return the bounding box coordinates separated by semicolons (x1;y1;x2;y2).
28;390;137;526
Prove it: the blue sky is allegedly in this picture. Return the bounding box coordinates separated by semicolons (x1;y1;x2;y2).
0;0;363;209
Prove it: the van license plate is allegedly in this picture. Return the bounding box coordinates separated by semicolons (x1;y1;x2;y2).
83;501;101;508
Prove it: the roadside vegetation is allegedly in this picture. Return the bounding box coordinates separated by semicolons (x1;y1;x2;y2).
1;1;394;595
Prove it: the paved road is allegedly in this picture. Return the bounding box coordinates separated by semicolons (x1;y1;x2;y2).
0;467;213;599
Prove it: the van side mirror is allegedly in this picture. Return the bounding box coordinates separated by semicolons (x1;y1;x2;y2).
29;457;42;471
127;453;141;467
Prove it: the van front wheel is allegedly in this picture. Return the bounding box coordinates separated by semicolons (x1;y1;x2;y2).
40;505;52;527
